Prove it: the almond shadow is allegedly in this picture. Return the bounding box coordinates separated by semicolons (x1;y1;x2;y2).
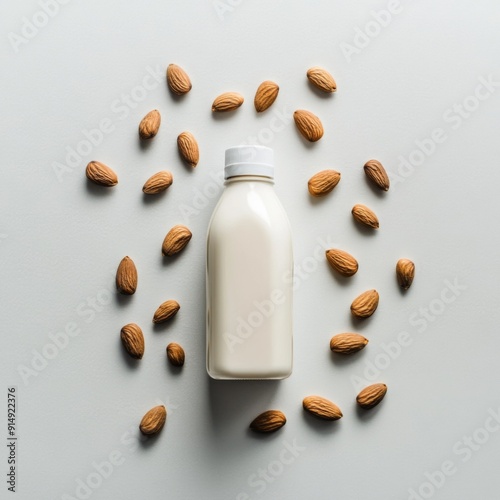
301;410;342;434
351;217;379;237
355;400;385;421
329;347;368;367
85;178;115;197
119;339;141;369
306;80;335;99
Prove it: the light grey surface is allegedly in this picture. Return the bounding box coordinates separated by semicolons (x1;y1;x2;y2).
1;1;500;499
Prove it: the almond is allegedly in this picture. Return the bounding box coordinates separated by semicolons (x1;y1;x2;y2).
120;323;144;359
212;92;244;112
249;410;286;433
352;203;379;229
325;249;358;277
162;225;192;256
364;159;390;191
303;395;342;420
330;333;368;355
177;131;199;168
153;299;180;324
293;110;324;142
351;289;379;319
306;66;337;93
116;256;138;295
138;109;161;139
139;405;167;435
308;170;341;196
356;383;387;409
166;342;185;367
142;171;173;195
166;64;192;95
254;81;279;112
85;161;118;187
396;258;415;290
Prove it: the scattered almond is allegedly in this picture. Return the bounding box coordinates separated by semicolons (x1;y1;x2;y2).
162;225;192;256
396;258;415;290
166;342;185;367
351;289;379;319
330;333;368;355
142;171;173;195
303;395;342;420
306;67;337;93
139;405;167;435
293;109;324;142
166;64;192;95
212;92;244;112
120;323;144;359
356;383;387;409
249;410;286;433
138;109;161;139
254;81;279;112
325;249;358;277
116;256;138;295
364;159;390;191
352;203;379;229
177;131;199;168
153;300;180;324
85;161;118;187
308;170;341;196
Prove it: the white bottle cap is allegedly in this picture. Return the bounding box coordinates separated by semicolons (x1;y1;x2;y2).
224;145;274;179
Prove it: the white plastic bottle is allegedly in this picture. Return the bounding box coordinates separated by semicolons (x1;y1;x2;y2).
206;145;293;380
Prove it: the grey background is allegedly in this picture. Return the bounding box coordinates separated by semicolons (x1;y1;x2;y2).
1;1;500;499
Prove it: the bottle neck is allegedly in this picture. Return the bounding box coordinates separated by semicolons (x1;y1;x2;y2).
225;175;274;186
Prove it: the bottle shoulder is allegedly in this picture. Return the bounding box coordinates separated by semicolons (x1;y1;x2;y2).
207;181;292;242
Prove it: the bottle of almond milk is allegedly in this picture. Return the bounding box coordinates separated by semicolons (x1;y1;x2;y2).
206;145;293;379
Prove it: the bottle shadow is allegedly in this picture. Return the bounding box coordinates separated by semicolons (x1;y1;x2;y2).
207;377;281;435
